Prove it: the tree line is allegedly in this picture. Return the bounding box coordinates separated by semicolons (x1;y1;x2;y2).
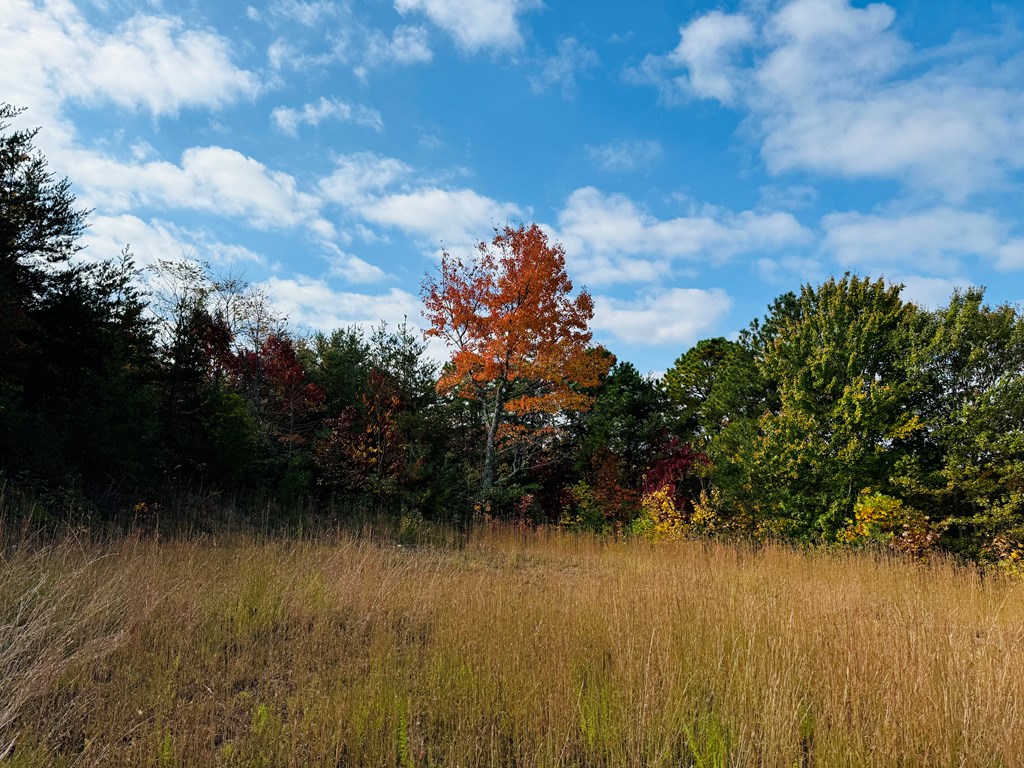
3;105;1024;566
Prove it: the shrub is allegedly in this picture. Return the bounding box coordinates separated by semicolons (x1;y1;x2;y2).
631;484;686;540
838;489;941;557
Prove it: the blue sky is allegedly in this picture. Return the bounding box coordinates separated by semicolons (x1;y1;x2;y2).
3;0;1023;374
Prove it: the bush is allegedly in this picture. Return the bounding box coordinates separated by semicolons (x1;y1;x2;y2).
838;489;941;557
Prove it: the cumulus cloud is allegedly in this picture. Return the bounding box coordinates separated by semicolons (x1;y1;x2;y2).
759;78;1023;199
591;288;733;346
552;187;811;285
667;11;754;104
637;0;1024;200
359;187;523;249
756;0;905;100
271;97;383;136
0;0;257;128
70;146;334;238
0;3;324;243
585;140;664;172
529;37;599;98
319;152;413;206
267;38;323;72
821;207;1021;274
320;242;391;284
265;276;423;334
328;254;390;284
757;183;818;211
264;10;432;78
266;274;452;361
394;0;540;52
82;214;267;269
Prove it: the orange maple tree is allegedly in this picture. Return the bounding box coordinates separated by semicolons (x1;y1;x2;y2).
421;223;611;496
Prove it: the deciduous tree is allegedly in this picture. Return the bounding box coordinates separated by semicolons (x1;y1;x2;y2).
895;289;1024;555
421;223;611;499
752;275;925;537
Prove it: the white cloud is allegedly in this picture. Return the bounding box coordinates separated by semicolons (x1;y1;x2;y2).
996;240;1024;271
271;97;383;136
567;254;672;286
70;16;259;115
270;0;341;27
0;1;284;242
359;187;523;248
265;276;423;334
130;140;158;161
70;146;334;238
266;34;344;72
639;0;1024;200
390;25;434;63
757;254;825;284
667;11;754;104
267;38;301;70
756;0;905;100
329;255;390;284
365;25;434;66
82;214;267;269
267;274;451;361
529;37;599;98
585;140;664;172
419;130;444;150
355;224;391;244
821;207;1014;273
0;1;258;126
889;274;971;308
757;183;818;211
321;243;391;284
553;187;811;285
394;0;539;52
265;15;430;78
319;152;413;205
0;0;339;246
591;288;733;346
759;78;1024;198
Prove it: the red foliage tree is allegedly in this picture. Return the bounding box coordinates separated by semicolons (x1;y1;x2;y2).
643;437;709;511
315;369;412;506
234;333;324;453
421;223;611;498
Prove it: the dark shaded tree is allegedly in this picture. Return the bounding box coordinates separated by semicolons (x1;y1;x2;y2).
664;338;768;445
0;106;161;493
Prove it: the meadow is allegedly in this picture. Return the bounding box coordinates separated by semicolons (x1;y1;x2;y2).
2;523;1023;767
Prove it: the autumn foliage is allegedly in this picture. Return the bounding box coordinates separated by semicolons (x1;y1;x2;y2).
10;103;1024;566
421;223;611;495
242;334;325;450
316;369;412;506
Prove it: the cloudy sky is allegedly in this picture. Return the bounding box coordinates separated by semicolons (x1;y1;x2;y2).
3;0;1023;373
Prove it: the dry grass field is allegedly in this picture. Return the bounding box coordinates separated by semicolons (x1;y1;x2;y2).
2;523;1023;766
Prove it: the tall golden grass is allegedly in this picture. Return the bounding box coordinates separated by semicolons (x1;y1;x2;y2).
1;524;1022;766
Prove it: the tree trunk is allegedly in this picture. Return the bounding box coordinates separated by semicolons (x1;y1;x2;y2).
481;381;505;500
